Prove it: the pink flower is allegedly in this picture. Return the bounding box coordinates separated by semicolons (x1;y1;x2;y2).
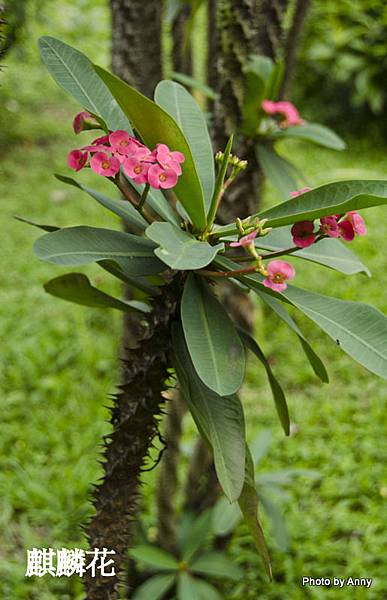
72;111;98;134
320;216;340;238
82;144;110;153
291;221;316;248
91;134;110;146
261;100;277;115
109;130;141;156
290;187;312;198
263;260;295;292
261;100;304;128
338;220;355;242
67;149;88;172
347;211;366;236
337;212;366;242
230;231;258;248
155;143;185;175
147;164;178;189
90;152;120;177
281;103;304;127
123;155;151;184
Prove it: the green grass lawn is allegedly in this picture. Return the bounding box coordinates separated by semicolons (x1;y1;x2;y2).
1;6;387;599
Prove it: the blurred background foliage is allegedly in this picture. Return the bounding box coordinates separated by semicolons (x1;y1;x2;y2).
294;0;387;135
0;0;386;599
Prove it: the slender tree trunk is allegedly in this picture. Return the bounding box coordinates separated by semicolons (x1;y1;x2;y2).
207;0;219;96
279;0;312;99
156;390;186;555
110;0;162;98
213;0;288;219
84;280;183;600
172;3;193;75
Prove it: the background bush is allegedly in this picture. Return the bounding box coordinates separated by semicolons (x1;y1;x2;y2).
293;0;387;136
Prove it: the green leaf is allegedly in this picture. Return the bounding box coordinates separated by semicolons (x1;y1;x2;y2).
172;323;246;503
177;572;200;600
132;574;176;600
247;55;274;81
212;496;242;537
238;329;290;435
155;80;215;210
251;288;329;383
190;579;222;600
55;174;148;230
282;285;387;381
258;180;387;228
38;37;131;131
14;215;59;232
256;144;305;199
94;65;207;230
254;226;371;276
44;273;151;312
238;448;272;581
241;70;266;136
256;467;320;487
99;260;161;295
265;59;284;100
146;222;223;270
181;509;212;563
190;552;243;581
129;545;179;571
165;0;182;23
274;122;346;151
259;493;290;552
33;226;165;276
172;71;219;100
245;269;387;381
181;274;245;396
250;429;273;465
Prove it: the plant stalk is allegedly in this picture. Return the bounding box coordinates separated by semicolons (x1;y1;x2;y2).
83;278;182;600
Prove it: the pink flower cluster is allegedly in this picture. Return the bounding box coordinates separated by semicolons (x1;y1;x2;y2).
291;212;366;248
261;100;304;128
67;125;185;190
263;260;295;292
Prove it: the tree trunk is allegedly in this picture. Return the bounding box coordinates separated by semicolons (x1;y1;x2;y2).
156;390;186;555
207;0;219;96
171;3;193;75
84;279;183;600
110;0;162;98
213;0;288;219
279;0;312;99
